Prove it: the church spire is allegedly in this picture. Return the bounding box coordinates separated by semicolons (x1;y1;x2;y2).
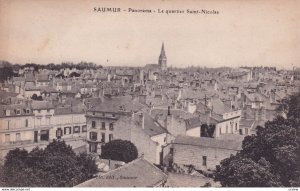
158;42;167;71
160;42;166;59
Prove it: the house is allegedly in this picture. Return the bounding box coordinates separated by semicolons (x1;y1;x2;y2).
30;101;55;142
0;103;34;146
150;107;201;139
75;157;168;187
36;74;50;87
85;96;145;154
168;135;242;171
49;103;87;141
196;98;242;138
113;112;167;165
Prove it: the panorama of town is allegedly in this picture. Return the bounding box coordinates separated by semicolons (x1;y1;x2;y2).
0;43;299;187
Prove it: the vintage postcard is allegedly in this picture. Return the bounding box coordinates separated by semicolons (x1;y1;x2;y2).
0;0;299;189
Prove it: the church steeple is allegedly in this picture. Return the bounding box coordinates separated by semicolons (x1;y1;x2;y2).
158;42;167;71
160;43;166;59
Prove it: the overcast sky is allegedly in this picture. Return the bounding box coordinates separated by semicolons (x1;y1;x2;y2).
0;0;299;69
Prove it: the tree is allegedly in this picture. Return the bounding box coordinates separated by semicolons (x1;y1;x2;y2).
2;148;30;187
2;140;98;187
214;91;300;187
215;155;281;187
0;66;14;82
0;165;5;186
31;94;43;101
201;124;215;137
287;91;300;120
76;152;98;180
101;139;138;163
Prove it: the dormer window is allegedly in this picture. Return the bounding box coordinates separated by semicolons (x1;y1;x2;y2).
5;110;11;116
16;109;21;115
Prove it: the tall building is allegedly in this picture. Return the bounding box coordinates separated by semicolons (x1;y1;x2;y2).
158;43;167;71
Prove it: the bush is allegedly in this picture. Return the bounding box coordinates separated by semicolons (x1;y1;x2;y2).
101;139;138;163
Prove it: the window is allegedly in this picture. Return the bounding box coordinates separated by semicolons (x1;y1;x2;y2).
16;109;21;115
93;112;95;116
90;132;97;141
245;128;249;135
109;134;113;142
40;130;49;141
25;119;28;127
235;123;238;131
47;109;50;113
112;114;116;117
219;127;221;135
101;133;105;142
89;143;97;153
109;123;114;130
5;110;11;116
5;134;10;143
82;125;87;132
73;126;80;133
56;128;63;138
226;125;228;134
64;127;72;135
202;156;207;166
16;133;21;141
102;113;105;117
101;122;106;130
38;110;41;113
239;129;243;135
92;121;96;128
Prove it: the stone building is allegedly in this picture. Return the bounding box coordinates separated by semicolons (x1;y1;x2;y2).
168;135;242;171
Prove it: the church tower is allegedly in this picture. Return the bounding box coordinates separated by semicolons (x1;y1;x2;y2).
158;42;167;71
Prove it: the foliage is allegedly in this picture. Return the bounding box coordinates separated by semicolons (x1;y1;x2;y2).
214;91;300;187
201;124;215;137
31;94;43;101
101;139;138;163
2;140;98;187
215;155;281;187
0;66;14;82
287;91;300;120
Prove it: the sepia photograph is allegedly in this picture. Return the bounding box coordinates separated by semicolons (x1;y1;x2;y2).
0;0;299;189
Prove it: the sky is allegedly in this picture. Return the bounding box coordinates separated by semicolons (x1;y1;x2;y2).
0;0;299;69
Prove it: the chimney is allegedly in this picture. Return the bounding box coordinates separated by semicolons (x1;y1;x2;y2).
270;90;276;103
140;113;145;129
